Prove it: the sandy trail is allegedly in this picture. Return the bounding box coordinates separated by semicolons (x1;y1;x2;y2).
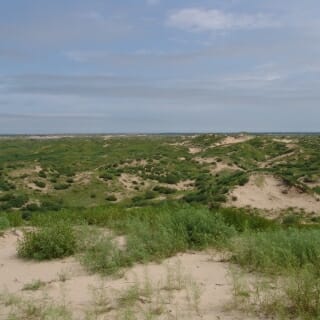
0;231;259;320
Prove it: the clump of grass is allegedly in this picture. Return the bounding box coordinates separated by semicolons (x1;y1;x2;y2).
231;229;320;273
22;279;46;291
17;222;77;260
231;265;320;319
85;261;202;319
80;237;130;275
8;300;72;320
231;229;320;319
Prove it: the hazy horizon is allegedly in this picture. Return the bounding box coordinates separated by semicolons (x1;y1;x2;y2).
1;0;319;134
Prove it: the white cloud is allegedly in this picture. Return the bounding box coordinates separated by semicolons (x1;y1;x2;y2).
167;8;280;32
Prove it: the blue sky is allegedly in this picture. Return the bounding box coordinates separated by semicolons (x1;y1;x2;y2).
0;0;319;133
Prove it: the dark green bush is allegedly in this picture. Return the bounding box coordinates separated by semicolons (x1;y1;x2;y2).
53;183;69;190
105;195;117;202
33;180;46;188
153;185;176;194
38;170;47;178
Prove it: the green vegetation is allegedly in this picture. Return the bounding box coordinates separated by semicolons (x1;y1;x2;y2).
0;134;320;319
0;216;10;230
231;229;320;319
17;222;77;260
232;229;320;273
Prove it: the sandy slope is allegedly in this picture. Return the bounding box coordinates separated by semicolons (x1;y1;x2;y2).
0;230;259;320
228;174;320;214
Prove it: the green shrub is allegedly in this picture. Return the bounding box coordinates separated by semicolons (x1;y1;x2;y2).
144;190;157;199
38;170;47;178
17;222;76;260
162;174;180;184
24;203;41;212
0;193;14;202
53;183;69;190
153;185;176;194
7;194;28;208
0;216;10;230
105;195;117;202
33;180;46;188
314;186;320;194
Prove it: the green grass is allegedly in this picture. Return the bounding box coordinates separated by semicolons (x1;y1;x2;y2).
79;206;235;275
231;229;320;319
231;229;320;273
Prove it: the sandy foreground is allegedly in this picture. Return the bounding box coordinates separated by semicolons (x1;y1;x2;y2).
0;230;260;320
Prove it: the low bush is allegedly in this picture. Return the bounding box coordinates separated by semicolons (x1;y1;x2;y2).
53;183;69;190
33;180;46;188
153;185;176;194
105;195;117;202
17;222;77;260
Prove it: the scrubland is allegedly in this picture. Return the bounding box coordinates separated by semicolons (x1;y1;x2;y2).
0;133;320;319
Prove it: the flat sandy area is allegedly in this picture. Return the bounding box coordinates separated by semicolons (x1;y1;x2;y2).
0;230;260;320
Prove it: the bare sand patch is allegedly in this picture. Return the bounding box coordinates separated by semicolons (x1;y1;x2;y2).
228;174;320;214
0;231;258;319
273;138;296;144
73;171;93;185
194;157;217;165
188;147;202;154
210;162;242;174
26;181;51;193
118;159;148;168
214;135;253;147
194;157;242;174
9;165;43;178
0;230;83;293
118;173;144;190
175;179;195;191
259;151;296;168
160;179;195;191
102;135;114;140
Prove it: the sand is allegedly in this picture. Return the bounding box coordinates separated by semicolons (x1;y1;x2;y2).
188;147;202;154
73;171;93;185
214;135;253;147
228;174;320;214
0;230;260;320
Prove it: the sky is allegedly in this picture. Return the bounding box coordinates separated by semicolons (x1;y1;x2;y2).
0;0;319;134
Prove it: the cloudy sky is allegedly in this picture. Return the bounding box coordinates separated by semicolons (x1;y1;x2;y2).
1;0;319;134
